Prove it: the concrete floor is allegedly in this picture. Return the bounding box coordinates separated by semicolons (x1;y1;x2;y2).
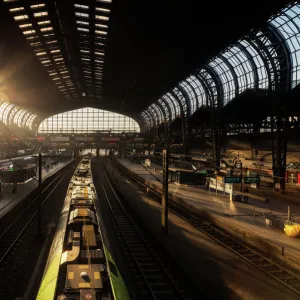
107;159;299;300
0;160;72;219
117;158;300;257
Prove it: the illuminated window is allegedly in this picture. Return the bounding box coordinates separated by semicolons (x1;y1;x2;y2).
33;12;48;18
38;107;140;133
23;30;36;35
95;15;109;21
74;4;89;9
95;7;110;13
19;23;33;28
75;12;89;18
14;15;29;21
10;7;25;13
31;4;46;9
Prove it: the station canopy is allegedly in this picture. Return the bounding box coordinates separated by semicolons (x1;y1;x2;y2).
0;0;290;126
38;107;140;134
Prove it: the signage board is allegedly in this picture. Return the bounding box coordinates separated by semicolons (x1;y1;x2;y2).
101;137;120;142
244;177;260;184
50;136;70;142
225;177;241;184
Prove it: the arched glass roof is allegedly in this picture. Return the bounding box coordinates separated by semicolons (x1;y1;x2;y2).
0;99;37;130
141;2;300;129
38;107;140;134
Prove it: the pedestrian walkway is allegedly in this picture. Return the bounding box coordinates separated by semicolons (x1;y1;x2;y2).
105;159;296;300
117;158;163;182
117;158;300;264
0;160;72;219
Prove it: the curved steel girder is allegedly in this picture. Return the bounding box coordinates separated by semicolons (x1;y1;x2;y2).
25;113;36;129
143;110;154;129
244;37;273;91
219;54;239;98
8;107;19;127
175;85;190;118
235;42;259;90
3;104;15;125
249;29;280;90
158;98;172;122
186;75;205;111
151;103;163;125
21;112;31;128
153;102;167;124
194;72;213;108
163;93;181;118
148;106;160;126
179;80;197;113
169;90;184;118
156;100;169;123
268;21;292;92
202;66;224;109
17;109;27;127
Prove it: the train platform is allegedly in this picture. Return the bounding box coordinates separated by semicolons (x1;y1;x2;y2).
116;158;162;182
0;160;72;219
107;159;297;299
117;158;300;266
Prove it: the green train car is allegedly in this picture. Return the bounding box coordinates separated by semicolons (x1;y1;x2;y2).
37;157;130;300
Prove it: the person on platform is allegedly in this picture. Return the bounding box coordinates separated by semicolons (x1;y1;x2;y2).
12;181;17;193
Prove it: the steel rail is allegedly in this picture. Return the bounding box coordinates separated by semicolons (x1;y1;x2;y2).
114;159;300;297
0;171;65;240
0;172;66;265
97;164;185;300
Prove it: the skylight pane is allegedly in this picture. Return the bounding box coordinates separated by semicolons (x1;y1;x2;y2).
36;51;47;56
23;30;36;35
95;23;108;29
75;12;89;18
38;20;51;25
14;15;29;21
31;4;46;9
40;26;53;32
95;30;107;35
76;20;89;25
96;0;112;3
95;15;109;21
33;12;48;18
10;7;25;12
95;7;110;13
78;27;89;32
74;4;89;9
19;23;32;28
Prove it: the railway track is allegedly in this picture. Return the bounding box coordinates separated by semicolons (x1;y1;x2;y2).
113;159;300;297
97;165;186;300
0;171;66;267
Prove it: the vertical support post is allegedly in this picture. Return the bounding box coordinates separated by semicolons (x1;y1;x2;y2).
162;149;169;235
181;116;187;156
38;153;42;238
240;161;243;192
38;153;42;187
272;112;287;191
96;148;100;159
288;206;291;221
